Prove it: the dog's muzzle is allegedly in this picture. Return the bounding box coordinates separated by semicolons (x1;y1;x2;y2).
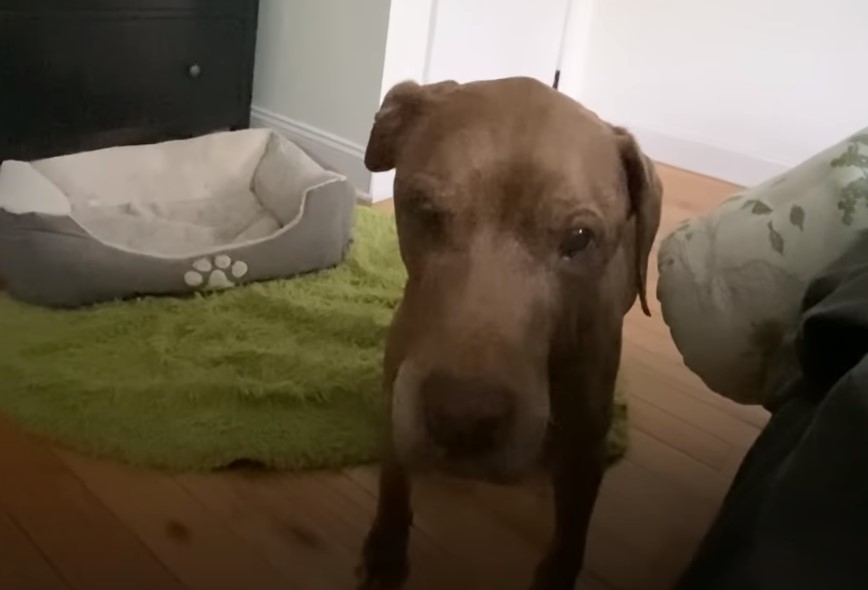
391;361;549;479
420;371;517;458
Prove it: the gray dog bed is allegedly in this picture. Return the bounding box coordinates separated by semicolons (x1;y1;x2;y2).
0;129;356;308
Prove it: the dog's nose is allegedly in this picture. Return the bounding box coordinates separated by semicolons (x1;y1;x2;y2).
420;372;516;457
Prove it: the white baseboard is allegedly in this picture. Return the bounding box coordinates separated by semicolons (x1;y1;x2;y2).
250;106;372;200
629;126;791;188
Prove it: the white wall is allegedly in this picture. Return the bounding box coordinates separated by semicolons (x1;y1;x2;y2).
566;0;868;186
248;0;868;196
369;0;573;201
426;0;569;85
369;0;438;201
250;0;392;192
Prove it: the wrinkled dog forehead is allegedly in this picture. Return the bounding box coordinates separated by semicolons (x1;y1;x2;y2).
368;78;612;166
385;79;627;212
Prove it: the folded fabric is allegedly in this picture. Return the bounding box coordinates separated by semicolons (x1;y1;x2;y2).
657;129;868;404
675;232;868;590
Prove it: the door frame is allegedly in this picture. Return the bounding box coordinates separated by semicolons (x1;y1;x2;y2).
370;0;593;200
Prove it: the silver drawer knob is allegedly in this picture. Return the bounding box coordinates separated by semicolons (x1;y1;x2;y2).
188;64;202;78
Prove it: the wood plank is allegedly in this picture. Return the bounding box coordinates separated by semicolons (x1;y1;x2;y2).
626;428;731;505
622;309;771;430
0;512;69;590
720;443;753;482
175;471;344;590
346;467;659;590
622;347;763;448
655;163;741;209
347;468;543;589
0;418;183;590
179;470;382;590
306;473;465;590
451;471;666;590
57;451;290;590
597;460;719;590
626;394;732;471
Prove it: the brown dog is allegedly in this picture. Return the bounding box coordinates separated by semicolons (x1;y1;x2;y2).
357;77;662;590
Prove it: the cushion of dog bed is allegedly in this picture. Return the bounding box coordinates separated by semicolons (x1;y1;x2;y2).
0;129;356;308
656;128;868;404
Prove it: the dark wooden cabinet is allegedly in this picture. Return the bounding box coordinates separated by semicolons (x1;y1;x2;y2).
0;0;260;162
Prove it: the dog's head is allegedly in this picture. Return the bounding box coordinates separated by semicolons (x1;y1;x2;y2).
367;77;662;480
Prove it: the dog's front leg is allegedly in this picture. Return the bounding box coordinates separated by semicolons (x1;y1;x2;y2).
530;441;606;590
357;449;413;590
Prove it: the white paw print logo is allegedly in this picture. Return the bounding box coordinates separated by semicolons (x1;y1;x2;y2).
184;255;248;290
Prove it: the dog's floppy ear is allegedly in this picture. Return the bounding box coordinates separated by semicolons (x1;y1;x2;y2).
611;126;663;317
365;80;459;172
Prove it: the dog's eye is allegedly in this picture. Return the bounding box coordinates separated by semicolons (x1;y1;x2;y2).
559;227;594;259
409;198;446;232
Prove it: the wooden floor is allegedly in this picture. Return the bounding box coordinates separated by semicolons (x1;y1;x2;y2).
0;165;768;590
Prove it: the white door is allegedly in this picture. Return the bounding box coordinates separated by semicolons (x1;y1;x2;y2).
425;0;571;86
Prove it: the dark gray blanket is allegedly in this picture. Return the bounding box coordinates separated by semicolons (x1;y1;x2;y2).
675;232;868;590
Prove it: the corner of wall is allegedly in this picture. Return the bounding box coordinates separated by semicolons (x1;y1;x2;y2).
364;0;437;202
369;171;395;202
250;106;372;199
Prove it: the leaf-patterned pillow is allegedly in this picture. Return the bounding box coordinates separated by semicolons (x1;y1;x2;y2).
657;128;868;404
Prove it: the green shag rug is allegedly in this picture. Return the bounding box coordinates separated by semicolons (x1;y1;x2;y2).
0;207;628;472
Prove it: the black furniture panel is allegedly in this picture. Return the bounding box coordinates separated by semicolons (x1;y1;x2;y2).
0;0;259;162
0;0;252;15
